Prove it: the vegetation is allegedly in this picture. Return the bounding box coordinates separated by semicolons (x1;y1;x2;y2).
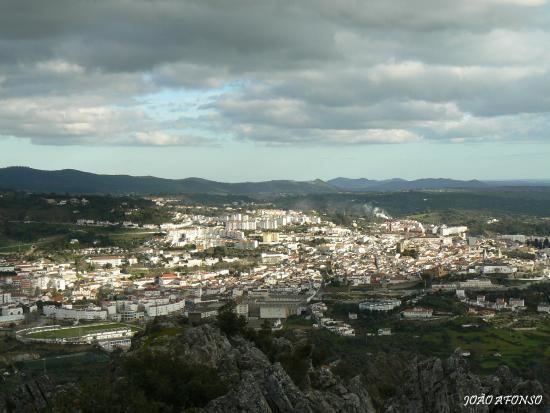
53;351;228;412
400;248;419;259
216;301;247;336
278;342;313;389
527;238;550;249
272;188;550;219
191;245;263;260
0;191;168;224
0;221;155;251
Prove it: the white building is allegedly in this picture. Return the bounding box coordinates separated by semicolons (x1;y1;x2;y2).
508;298;525;308
43;305;108;321
0;314;24;325
88;256;123;267
144;299;185;317
359;299;401;312
260;305;288;319
439;226;468;237
478;265;517;275
0;292;12;304
261;253;288;264
402;307;433;318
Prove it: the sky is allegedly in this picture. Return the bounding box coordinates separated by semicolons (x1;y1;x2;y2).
1;0;550;181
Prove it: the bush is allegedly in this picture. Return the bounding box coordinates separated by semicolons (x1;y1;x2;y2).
279;342;312;389
216;301;247;336
54;352;228;413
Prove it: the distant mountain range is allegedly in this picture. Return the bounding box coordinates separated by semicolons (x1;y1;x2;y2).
0;167;548;195
327;177;488;191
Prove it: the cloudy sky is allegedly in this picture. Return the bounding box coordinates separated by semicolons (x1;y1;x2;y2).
1;0;549;181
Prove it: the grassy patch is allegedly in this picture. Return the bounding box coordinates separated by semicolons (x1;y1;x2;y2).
283;316;313;330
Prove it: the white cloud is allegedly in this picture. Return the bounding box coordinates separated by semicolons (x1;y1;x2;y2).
134;131;215;146
0;0;549;146
36;60;84;74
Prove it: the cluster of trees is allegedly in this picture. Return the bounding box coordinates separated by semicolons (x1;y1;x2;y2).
52;351;227;413
400;248;419;259
1;221;67;242
191;245;262;260
273;188;550;219
527;238;550;249
0;191;165;224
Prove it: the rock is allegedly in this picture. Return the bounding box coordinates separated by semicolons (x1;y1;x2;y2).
207;372;273;413
310;366;338;390
3;323;545;413
0;375;56;413
158;325;378;413
177;324;234;368
384;354;548;413
0;352;40;364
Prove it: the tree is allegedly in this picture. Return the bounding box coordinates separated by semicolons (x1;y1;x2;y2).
401;249;419;259
216;301;246;336
53;353;227;412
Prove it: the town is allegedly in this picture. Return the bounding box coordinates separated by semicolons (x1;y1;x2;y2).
1;195;549;354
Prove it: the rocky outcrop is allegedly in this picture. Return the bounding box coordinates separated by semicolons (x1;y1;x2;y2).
135;324;376;413
384;353;548;413
2;323;546;413
0;375;56;413
0;352;40;365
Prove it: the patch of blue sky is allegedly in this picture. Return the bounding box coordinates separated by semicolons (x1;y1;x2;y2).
134;81;244;122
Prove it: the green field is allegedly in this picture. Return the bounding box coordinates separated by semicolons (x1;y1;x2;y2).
361;316;550;372
300;311;550;389
25;323;139;340
283;316;314;330
438;322;550;374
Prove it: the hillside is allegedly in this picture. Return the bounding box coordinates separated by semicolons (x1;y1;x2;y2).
0;167;336;195
0;167;536;195
328;177;488;191
2;320;545;412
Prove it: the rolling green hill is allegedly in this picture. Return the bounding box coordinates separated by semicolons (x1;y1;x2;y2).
2;166;541;195
0;167;336;195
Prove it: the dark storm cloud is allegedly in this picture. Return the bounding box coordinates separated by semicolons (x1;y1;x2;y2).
0;0;337;72
0;0;549;145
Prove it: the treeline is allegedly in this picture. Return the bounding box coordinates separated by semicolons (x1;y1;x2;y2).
527;238;550;249
53;348;227;412
0;191;170;225
272;188;550;217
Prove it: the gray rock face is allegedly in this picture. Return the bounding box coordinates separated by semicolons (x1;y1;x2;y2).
0;352;40;364
149;325;376;413
383;354;548;413
3;324;546;413
0;375;56;413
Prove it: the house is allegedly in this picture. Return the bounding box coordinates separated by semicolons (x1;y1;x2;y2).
157;273;179;286
495;298;507;309
359;299;401;311
508;298;525;309
0;292;12;304
402;307;433;318
88;256;123;267
187;308;219;323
